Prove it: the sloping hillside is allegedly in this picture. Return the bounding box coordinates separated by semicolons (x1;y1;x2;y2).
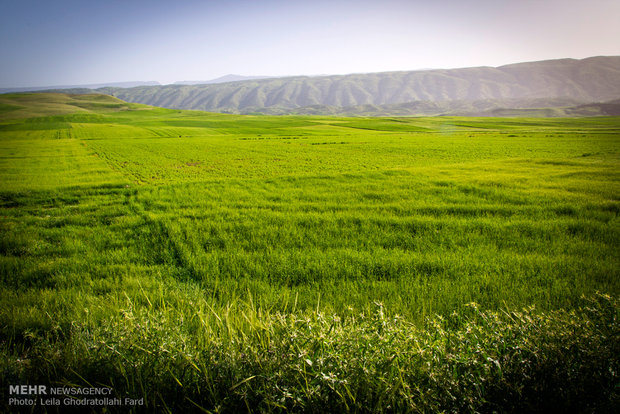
0;93;136;120
87;56;620;114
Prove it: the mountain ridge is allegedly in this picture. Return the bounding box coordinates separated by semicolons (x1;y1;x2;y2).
8;56;620;116
0;81;161;94
173;74;272;85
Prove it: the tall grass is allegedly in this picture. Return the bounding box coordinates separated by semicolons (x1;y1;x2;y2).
2;293;617;413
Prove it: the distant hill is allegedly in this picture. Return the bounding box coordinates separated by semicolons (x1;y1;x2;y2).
0;81;160;94
9;56;620;116
262;97;620;117
0;93;138;121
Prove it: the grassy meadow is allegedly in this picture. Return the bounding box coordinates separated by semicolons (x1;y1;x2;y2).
0;93;618;412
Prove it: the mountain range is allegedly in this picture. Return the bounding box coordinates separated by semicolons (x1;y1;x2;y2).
0;75;271;94
8;56;620;116
0;81;161;94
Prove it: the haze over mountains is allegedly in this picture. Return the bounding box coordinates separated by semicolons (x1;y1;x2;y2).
9;56;620;116
0;75;270;93
173;75;272;86
0;81;161;94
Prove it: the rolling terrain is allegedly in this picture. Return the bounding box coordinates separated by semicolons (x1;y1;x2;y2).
33;56;620;115
245;97;620;117
0;81;160;94
0;93;618;412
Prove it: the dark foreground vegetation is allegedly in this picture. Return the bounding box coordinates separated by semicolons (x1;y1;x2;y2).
2;294;618;413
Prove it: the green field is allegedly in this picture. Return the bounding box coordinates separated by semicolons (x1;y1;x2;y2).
1;93;618;412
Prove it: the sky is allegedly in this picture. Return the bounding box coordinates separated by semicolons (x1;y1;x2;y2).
1;0;619;87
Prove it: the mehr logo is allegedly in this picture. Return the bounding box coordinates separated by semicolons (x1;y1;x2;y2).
9;385;47;395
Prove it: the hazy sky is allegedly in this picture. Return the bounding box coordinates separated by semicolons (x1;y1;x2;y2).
1;0;619;87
